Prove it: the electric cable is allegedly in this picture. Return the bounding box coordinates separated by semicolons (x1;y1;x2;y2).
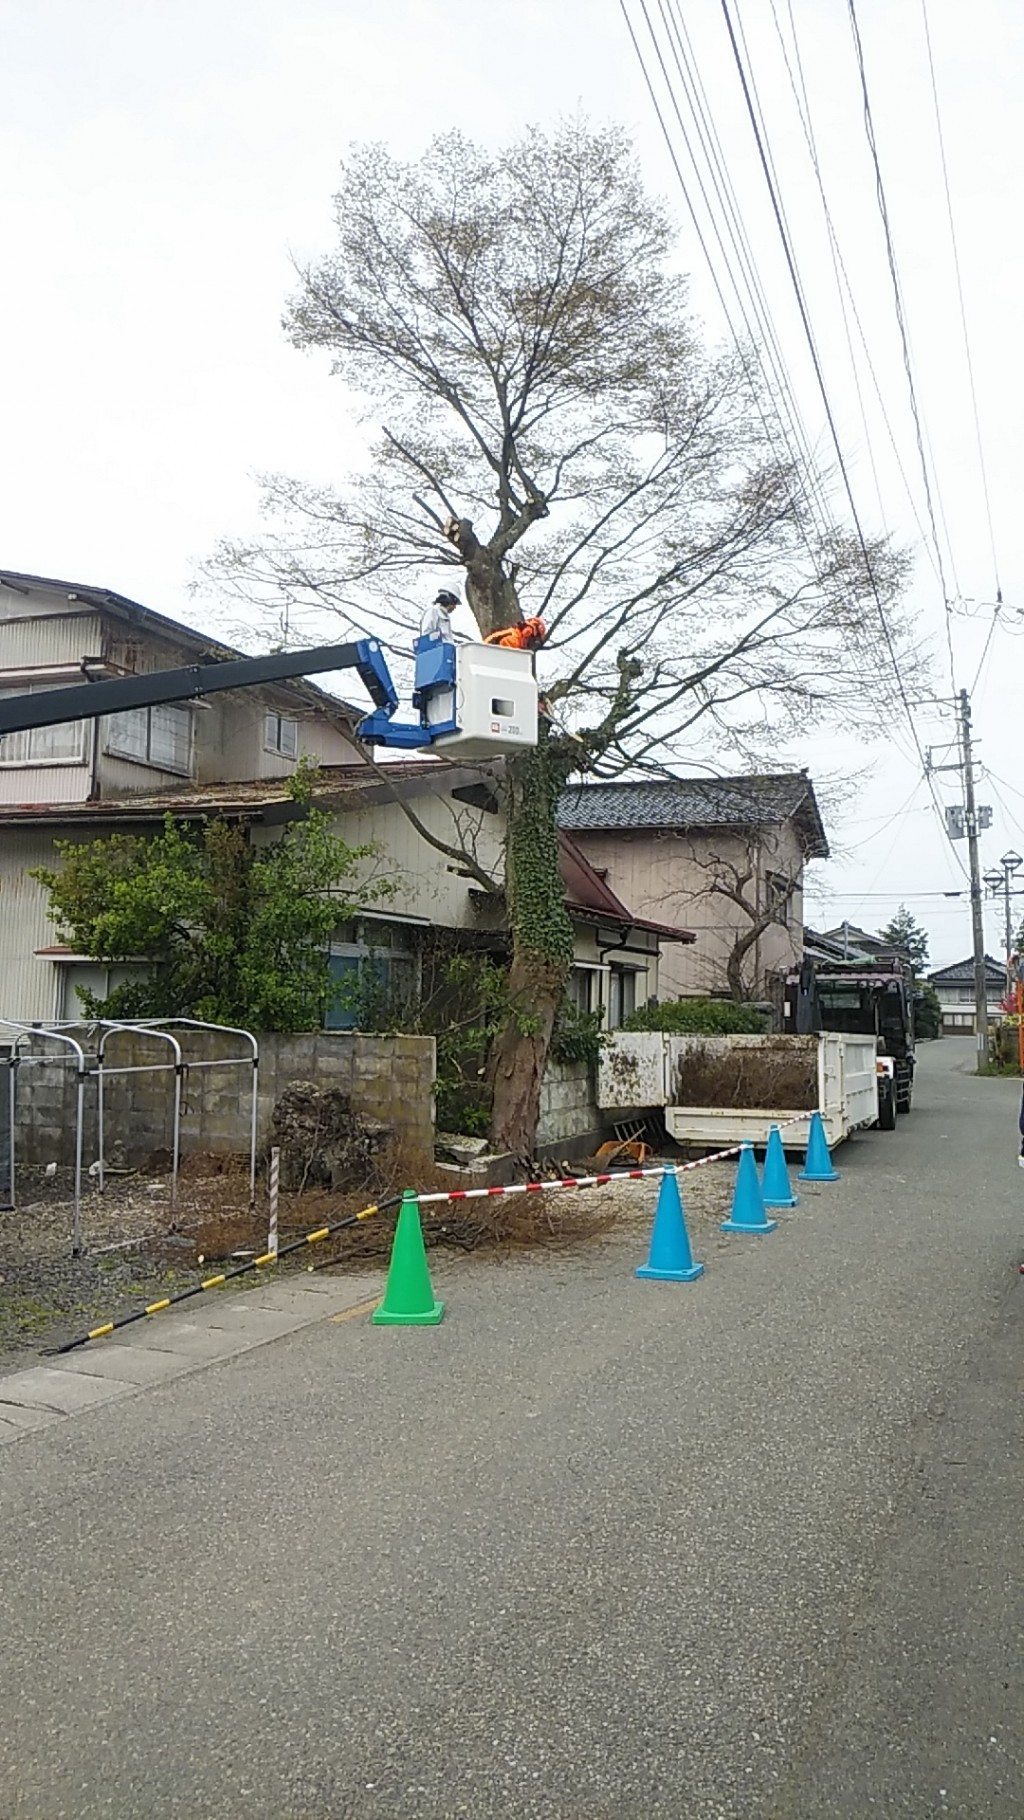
921;0;1002;603
846;0;960;696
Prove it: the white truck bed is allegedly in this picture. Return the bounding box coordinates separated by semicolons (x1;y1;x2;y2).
597;1031;879;1150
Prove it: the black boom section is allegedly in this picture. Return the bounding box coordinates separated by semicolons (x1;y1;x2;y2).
0;639;398;736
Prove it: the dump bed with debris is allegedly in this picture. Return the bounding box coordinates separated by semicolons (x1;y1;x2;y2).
597;1031;878;1150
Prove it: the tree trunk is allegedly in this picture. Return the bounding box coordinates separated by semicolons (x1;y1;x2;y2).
726;926;760;1001
487;950;566;1168
488;732;575;1167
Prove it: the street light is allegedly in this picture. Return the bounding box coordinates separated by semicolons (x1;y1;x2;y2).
984;852;1024;1004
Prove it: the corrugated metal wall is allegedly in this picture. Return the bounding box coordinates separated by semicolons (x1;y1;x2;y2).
0;609;101;669
0;830;64;1021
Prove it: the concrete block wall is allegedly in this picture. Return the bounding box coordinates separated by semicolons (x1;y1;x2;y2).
536;1060;601;1149
12;1028;435;1171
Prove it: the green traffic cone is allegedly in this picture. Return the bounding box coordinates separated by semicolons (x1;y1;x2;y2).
372;1190;445;1326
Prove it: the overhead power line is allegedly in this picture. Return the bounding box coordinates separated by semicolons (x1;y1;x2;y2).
716;0;927;762
845;0;959;695
771;0;943;586
715;0;971;885
621;0;840;551
920;0;1002;604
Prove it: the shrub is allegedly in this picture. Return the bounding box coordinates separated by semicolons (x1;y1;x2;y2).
623;997;769;1036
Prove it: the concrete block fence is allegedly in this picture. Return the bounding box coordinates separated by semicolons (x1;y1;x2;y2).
10;1028;436;1171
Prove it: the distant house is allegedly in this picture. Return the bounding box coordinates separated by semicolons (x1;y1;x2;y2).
557;772;828;1001
813;922;928;971
927;955;1006;1035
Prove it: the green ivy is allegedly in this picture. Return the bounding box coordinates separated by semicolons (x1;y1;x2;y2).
505;735;575;973
549;999;608;1067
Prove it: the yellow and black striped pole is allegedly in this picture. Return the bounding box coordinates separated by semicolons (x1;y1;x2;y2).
52;1194;401;1355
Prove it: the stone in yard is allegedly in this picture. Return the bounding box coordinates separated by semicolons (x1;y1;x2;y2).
434;1132;492;1167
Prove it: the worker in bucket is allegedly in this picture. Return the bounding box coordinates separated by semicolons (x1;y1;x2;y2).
420;588;459;642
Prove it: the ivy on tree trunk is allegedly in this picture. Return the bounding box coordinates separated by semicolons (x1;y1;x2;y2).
487;731;576;1164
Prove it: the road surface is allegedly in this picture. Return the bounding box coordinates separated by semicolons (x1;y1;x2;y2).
1;1038;1023;1819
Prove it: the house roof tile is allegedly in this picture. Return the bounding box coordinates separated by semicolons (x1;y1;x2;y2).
557;772;828;857
928;954;1005;983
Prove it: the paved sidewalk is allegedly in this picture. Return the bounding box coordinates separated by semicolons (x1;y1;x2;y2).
0;1268;384;1442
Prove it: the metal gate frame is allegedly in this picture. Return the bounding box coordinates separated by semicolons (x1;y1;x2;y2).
0;1016;259;1256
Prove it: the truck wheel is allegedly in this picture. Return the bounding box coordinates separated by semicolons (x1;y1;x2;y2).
877;1078;897;1130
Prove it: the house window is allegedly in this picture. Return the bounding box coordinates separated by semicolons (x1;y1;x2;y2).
105;703;192;774
957;987;974;1003
0;685;88;767
567;966;598;1016
765;871;793;927
325;920;419;1030
607;965;637;1030
264;712;299;759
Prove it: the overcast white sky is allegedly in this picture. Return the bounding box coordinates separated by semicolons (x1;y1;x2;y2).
2;0;1021;968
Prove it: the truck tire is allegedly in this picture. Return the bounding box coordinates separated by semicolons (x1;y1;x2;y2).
877;1077;897;1130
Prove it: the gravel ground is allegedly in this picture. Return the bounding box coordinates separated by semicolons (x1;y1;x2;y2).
0;1151;738;1370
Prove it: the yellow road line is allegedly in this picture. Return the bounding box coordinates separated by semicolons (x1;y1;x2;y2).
329;1296;382;1325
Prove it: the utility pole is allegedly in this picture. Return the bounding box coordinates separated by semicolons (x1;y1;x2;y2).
959;688;989;1067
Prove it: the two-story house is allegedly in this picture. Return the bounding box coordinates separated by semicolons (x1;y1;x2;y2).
927;955;1006;1034
556;772;829;1002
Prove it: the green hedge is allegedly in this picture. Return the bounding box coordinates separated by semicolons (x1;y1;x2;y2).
622;997;769;1035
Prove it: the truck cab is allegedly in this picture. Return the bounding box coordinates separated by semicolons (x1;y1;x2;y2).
783;957;916;1126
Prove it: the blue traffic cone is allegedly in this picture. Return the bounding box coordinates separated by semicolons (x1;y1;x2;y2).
636;1170;704;1281
798;1111;840;1182
762;1124;799;1209
721;1143;777;1234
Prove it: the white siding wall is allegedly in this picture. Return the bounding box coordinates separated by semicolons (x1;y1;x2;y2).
310;794;505;928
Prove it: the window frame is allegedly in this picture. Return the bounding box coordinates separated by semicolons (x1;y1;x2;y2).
0;684;90;768
764;869;794;928
104;702;193;776
325;919;420;1031
263;711;299;759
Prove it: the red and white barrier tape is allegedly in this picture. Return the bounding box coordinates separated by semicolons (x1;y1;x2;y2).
416;1111;814;1208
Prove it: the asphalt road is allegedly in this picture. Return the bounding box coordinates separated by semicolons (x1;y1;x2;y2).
2;1038;1023;1820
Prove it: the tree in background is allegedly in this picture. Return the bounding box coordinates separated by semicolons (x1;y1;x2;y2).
33;773;384;1029
914;981;943;1041
207;123;916;1160
876;904;930;972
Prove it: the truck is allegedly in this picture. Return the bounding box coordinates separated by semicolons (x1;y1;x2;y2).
782;956;917;1131
595;1028;882;1153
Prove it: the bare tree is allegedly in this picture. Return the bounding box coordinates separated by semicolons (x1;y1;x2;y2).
681;834;803;1002
205;123;917;1160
